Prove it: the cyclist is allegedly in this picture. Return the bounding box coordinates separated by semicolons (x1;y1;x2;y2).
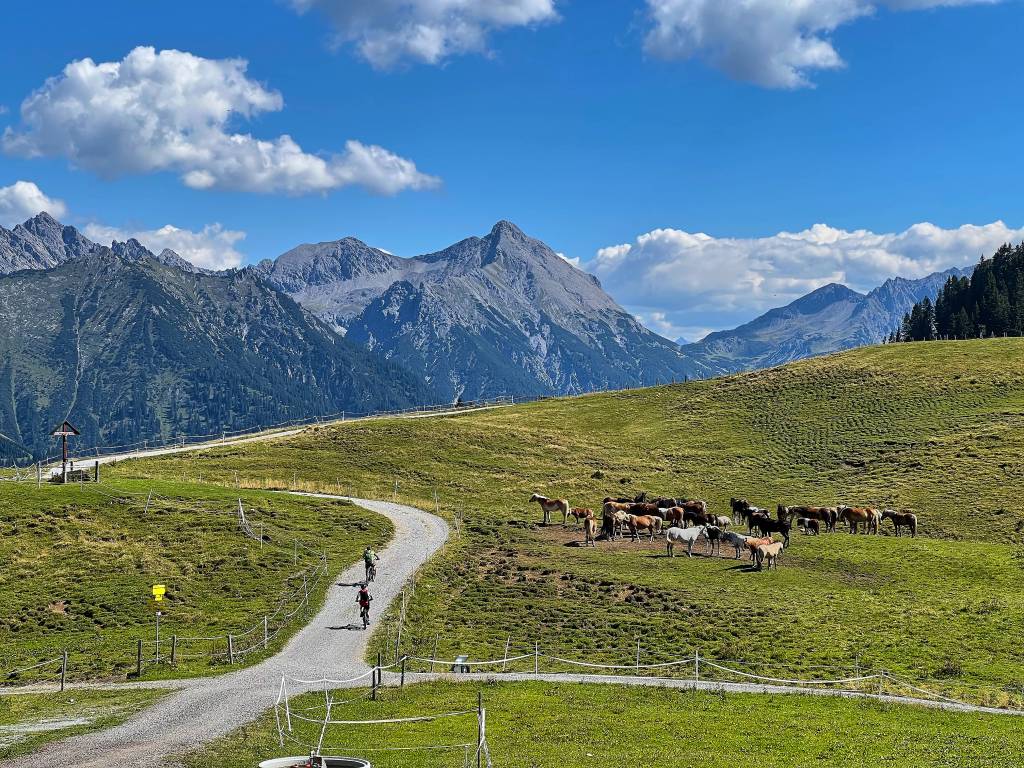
356;583;373;628
363;546;379;582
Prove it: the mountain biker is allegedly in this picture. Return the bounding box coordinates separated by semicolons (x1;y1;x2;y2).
363;546;379;580
356;583;373;626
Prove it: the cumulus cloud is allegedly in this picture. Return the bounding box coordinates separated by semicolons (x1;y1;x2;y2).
84;222;246;271
0;180;67;226
290;0;558;68
644;0;1003;88
592;220;1024;335
2;46;438;195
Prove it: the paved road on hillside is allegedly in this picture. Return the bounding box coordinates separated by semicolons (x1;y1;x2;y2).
51;402;509;473
0;496;449;768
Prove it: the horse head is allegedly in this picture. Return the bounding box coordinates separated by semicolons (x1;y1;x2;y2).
530;493;542;503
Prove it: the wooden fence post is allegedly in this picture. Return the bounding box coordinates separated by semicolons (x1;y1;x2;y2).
228;635;235;665
401;656;406;688
60;650;67;692
94;461;99;483
136;639;143;678
171;635;178;666
264;616;269;649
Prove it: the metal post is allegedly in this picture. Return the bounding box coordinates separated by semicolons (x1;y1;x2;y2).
37;462;41;488
264;616;269;649
144;490;152;514
260;523;264;551
535;641;539;674
136;639;143;677
636;639;641;672
430;634;438;673
228;634;235;665
171;635;178;665
477;692;484;768
155;611;161;664
695;649;700;683
303;575;309;618
401;656;406;688
60;650;67;692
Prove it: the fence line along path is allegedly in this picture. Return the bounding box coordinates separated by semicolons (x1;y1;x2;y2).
0;495;450;768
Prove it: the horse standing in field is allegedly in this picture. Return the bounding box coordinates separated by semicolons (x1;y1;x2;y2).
683;508;713;528
602;501;632;539
837;506;877;534
756;517;791;546
583;516;597;547
755;541;785;571
568;507;595;527
723;531;753;559
530;494;570;525
746;510;770;535
665;526;707;558
709;514;731;530
628;502;665;520
881;510;917;537
779;505;837;532
797;518;820;536
703;525;726;556
743;536;775;562
626;514;663;542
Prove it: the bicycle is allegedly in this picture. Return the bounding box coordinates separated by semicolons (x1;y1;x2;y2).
366;563;377;583
360;603;371;629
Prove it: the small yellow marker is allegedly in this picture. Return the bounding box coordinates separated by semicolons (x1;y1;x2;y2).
152;584;166;602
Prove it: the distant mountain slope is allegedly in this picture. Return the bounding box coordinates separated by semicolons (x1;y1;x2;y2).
253;221;707;398
681;268;969;374
0;246;432;463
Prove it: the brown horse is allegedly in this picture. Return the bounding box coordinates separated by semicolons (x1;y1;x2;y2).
583;516;597;547
744;536;774;561
626;514;663;542
881;510;917;537
568;507;595;527
530;493;569;525
837;506;879;534
628;502;665;520
781;505;838;532
797;518;820;536
664;506;684;528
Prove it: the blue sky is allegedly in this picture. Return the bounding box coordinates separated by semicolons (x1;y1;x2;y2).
1;0;1021;340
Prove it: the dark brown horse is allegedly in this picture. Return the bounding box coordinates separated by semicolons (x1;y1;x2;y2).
756;517;791;546
881;509;917;537
837;506;879;534
628;502;665;520
780;505;838;532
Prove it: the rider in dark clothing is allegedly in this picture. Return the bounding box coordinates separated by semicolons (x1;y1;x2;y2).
357;584;373;624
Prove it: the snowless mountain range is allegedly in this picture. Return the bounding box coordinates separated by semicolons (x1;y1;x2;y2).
0;212;970;458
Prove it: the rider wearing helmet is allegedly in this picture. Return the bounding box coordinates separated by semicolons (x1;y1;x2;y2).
363;546;379;579
356;583;373;624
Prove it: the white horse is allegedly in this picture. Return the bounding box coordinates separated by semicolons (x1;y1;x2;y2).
722;530;752;560
666;525;707;558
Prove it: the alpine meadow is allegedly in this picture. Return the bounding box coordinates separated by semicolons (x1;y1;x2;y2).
3;2;1024;766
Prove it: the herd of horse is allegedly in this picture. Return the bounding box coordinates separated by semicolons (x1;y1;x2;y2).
529;492;919;571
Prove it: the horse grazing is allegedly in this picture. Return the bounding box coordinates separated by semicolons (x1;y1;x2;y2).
743;536;775;561
881;510;917;537
651;497;678;509
730;497;754;520
530;494;570;525
568;507;595;527
797;518;820;536
665;526;707;558
756;517;792;545
709;514;731;530
583;517;597;547
755;541;785;571
626;514;663;542
602;503;631;539
723;531;753;559
837;506;878;535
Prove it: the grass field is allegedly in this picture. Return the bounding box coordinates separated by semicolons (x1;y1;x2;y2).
114;339;1024;705
0;480;390;683
0;689;163;759
182;680;1024;767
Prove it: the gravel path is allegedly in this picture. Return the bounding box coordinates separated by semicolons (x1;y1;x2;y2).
0;496;449;768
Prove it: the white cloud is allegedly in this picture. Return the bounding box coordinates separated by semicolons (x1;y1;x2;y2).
290;0;558;68
557;251;581;267
84;222;246;271
0;180;67;226
2;46;438;195
592;220;1024;334
644;0;1004;88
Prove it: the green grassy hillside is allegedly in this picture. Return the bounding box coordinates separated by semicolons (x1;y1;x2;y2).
0;481;390;683
118;339;1024;704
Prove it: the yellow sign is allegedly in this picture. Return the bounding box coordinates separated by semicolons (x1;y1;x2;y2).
152;584;166;602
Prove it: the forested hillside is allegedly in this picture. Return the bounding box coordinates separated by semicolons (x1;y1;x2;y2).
895;242;1024;341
